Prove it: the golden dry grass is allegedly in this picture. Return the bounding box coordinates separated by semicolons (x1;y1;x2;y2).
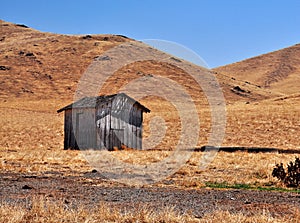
0;98;299;188
108;150;298;189
0;197;299;223
0;99;90;175
223;100;300;150
182;151;297;187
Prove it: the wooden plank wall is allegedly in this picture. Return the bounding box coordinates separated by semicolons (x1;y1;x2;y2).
96;102;110;149
76;108;97;149
62;94;145;151
95;95;144;150
64;109;78;149
64;108;97;149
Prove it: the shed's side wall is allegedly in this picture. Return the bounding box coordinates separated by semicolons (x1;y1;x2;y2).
64;109;77;149
74;108;97;149
64;108;97;149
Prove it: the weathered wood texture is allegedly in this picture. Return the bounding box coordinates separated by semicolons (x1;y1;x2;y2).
64;109;78;149
58;93;150;150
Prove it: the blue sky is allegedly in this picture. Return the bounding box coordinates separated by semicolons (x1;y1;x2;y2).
2;0;300;68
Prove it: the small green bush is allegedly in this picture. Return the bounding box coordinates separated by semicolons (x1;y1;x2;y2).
272;157;300;188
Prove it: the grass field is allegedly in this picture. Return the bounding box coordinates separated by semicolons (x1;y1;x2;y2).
1;99;299;188
1;99;299;221
1;197;299;223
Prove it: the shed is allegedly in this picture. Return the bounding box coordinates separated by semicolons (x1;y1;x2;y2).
57;93;150;150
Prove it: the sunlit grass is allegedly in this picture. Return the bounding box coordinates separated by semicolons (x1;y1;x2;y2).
0;197;299;223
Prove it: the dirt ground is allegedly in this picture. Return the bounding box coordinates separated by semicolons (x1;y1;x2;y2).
1;170;299;218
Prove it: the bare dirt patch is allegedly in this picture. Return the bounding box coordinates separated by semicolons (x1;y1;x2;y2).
0;171;299;219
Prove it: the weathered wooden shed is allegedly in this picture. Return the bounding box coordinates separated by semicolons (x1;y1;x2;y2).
57;93;150;150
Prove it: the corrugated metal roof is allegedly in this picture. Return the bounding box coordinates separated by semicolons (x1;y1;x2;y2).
57;93;150;113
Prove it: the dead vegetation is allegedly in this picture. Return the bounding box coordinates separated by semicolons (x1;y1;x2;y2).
1;20;300;221
0;100;298;188
0;197;299;223
272;157;300;188
214;43;300;95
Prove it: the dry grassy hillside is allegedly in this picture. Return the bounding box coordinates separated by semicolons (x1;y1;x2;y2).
214;43;300;95
0;20;299;151
0;20;130;100
0;20;277;103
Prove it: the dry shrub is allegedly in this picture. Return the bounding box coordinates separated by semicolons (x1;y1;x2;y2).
272;157;300;188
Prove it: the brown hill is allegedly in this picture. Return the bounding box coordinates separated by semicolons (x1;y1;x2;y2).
0;20;276;103
214;44;300;95
0;20;130;100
